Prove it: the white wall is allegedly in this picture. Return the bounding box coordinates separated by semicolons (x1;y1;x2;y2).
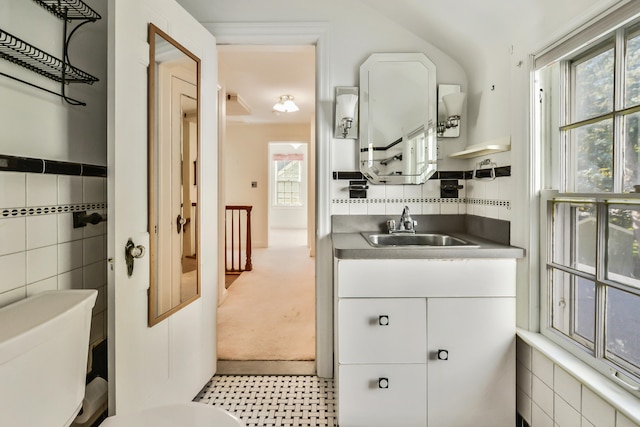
225;122;311;247
0;0;107;165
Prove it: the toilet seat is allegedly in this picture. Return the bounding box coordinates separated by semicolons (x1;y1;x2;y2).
99;402;245;427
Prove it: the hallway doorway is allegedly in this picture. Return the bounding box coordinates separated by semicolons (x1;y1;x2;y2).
217;45;316;375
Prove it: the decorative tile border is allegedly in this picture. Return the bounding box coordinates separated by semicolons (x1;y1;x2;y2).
466;198;511;209
1;202;107;218
332;197;466;205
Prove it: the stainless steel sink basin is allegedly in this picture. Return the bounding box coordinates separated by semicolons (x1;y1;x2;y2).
362;233;479;248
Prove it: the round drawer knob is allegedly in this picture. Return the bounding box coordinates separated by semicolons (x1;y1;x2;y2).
437;349;449;360
378;377;389;389
378;315;389;326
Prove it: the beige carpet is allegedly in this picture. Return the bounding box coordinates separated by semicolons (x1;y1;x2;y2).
217;241;315;361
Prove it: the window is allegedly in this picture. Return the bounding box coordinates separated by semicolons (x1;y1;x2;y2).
536;13;640;393
274;158;302;206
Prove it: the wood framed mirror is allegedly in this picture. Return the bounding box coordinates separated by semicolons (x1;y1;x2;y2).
148;23;201;326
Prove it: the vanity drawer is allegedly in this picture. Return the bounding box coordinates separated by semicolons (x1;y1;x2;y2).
338;298;426;364
338;363;427;427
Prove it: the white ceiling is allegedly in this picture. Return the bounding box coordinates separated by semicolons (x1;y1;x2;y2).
218;45;315;125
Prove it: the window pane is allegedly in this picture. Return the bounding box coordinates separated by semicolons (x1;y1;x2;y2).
569;119;613;192
553;202;596;274
606;287;640;368
575;277;596;343
607;205;640;287
625;31;640;108
573;47;614;121
551;268;571;336
623;112;640;192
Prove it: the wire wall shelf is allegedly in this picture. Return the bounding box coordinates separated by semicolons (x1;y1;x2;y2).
0;30;98;84
0;0;101;105
32;0;101;21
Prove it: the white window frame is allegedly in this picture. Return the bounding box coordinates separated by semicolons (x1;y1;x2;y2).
535;3;640;397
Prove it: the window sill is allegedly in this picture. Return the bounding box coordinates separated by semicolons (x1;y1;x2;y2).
516;328;640;424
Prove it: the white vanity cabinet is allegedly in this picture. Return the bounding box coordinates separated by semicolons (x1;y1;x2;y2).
334;258;516;427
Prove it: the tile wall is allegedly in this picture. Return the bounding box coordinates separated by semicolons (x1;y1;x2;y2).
0;170;107;350
331;175;513;221
516;337;640;427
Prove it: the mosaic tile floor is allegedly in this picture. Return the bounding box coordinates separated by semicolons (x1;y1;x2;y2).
195;375;336;426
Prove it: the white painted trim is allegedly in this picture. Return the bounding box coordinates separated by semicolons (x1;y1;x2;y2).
205;22;333;378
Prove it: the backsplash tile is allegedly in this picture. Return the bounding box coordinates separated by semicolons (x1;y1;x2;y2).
26;173;57;207
0;217;26;256
0;172;26;208
0;252;26;293
26;214;58;249
331;173;512;220
26;245;57;284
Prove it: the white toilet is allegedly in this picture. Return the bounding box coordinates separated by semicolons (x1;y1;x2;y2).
0;290;244;427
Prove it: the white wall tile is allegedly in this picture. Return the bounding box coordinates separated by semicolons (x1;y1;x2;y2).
58;268;83;290
83;261;107;289
57;175;83;205
0;287;26;308
423;202;440;214
583;416;596;427
385;184;403;199
533;375;554;418
404;184;422;199
26;245;57;284
83;235;105;265
405;201;422;215
517;387;532;424
499;175;514;201
533;349;555;387
26;174;57;206
616;412;640;427
367;183;385;199
26;276;57;296
517;337;532;369
555;394;581;427
58;240;83;274
517;360;533;397
83;176;106;203
0;217;26;256
422;179;440;198
440;200;459;214
0;172;26;208
331;201;349;215
533;402;554;427
26;214;57;249
57;213;83;243
331;180;349;199
385;202;405;215
582;386;615;427
0;252;26;293
554;366;581;411
367;201;386;215
348;201;367;215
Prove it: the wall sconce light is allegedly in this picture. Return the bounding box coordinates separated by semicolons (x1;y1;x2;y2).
273;94;299;113
437;85;466;138
334;86;358;139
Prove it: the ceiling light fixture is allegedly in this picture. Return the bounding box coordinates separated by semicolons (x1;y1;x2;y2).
272;95;299;113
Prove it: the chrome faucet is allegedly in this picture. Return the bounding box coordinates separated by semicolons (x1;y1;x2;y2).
387;205;417;233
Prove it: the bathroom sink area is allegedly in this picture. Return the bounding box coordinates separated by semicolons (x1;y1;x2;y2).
362;233;479;248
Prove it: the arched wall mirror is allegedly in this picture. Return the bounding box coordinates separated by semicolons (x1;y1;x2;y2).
148;24;201;326
359;53;437;184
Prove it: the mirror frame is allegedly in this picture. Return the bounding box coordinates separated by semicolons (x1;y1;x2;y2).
148;23;201;326
359;52;437;185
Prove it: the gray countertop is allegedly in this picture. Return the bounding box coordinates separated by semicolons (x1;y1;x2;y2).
332;232;525;259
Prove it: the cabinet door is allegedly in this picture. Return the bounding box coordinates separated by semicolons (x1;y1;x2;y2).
338;298;426;364
427;297;515;427
338;364;427;427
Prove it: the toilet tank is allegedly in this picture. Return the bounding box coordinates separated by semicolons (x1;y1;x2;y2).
0;290;98;427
